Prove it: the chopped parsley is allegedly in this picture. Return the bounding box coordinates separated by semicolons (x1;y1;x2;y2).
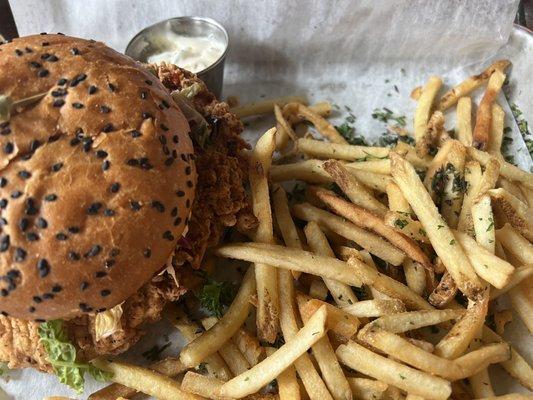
394;219;409;229
199;279;236;318
142;342;171;362
509;103;532;160
335;122;368;146
354;150;389;162
486;218;494;232
371;107;406;127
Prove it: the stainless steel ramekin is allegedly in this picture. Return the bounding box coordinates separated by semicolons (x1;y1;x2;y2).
126;16;229;98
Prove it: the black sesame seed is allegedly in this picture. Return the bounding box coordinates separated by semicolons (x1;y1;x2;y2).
87;202;102;215
130;130;142;138
172;135;179;143
4;142;14;154
109;182;120;193
0;127;10;136
21;153;33;161
70;73;87;87
11;191;22;199
162;231;174;241
67;226;80;234
18;218;29;231
69;251;80;261
102;123;114;133
102;160;110;171
181;154;187;162
33;296;42;303
70;137;80;146
100;289;111;297
176;190;185;197
140;91;147;100
72;102;84;109
105;259;115;268
145;79;153;85
38;69;49;78
28;307;36;313
187;180;193;188
0;289;7;297
130;201;141;211
25;47;33;53
171;207;178;217
30;140;41;152
57;78;68;85
165;158;174;166
96;150;108;158
25;198;38;215
14;49;23;56
162;145;170;155
82;139;93;152
159;135;167;145
174;217;182;226
36;218;48;229
0;312;8;317
142;112;153;120
52;162;63;172
55;232;68;241
0;218;6;227
80;281;89;291
0;177;7;187
85;245;102;258
0;199;8;208
88;85;97;94
44;194;57;202
14;248;26;262
42;41;50;46
53;99;65;107
18;170;31;179
40;52;51;60
47;55;59;62
52;285;62;293
42;293;54;299
37;259;50;277
107;83;116;92
185;166;192;175
172;150;178;159
26;232;40;241
71;47;80;55
140;158;153;170
186;199;191;208
95;271;107;278
162;100;170;108
103;209;115;217
126;158;139;166
143;248;151;258
79;303;93;312
100;105;111;114
151;201;165;213
160;123;169;131
30;61;42;68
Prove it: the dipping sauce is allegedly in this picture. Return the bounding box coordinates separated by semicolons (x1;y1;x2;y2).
147;31;226;73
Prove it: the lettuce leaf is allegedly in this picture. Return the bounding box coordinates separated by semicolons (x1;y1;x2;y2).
39;320;113;393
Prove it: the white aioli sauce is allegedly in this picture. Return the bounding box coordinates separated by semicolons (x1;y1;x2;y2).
147;32;225;73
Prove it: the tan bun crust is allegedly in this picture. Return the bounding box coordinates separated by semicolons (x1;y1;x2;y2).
0;34;196;320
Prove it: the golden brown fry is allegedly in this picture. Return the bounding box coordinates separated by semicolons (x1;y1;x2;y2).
499;178;528;203
342;299;405;318
384;211;430;244
471;194;496;253
472;70;506;150
386;182;412;214
181;372;225;400
428;272;457;308
487;103;505;158
347;378;388;400
403;258;427;296
414;76;442;157
489;188;533;241
323;160;388;217
293;202;405;265
509;276;533;333
297;138;389;161
232;328;264;367
438;60;511;111
345;159;391;175
295;103;348;144
390;152;484;300
275;103;297;150
490;265;533;299
456;97;473;146
367;309;464;333
458;161;482;234
312;187;432;269
496;223;533;265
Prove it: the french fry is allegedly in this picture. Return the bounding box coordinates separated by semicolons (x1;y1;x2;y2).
390;153;485;299
264;349;300;400
164;305;232;381
508;276;533;333
519;184;533;206
347;378;388;400
428;272;457;308
487;103;505;158
90;359;200;400
457;161;483;233
89;357;187;400
358;250;395;301
309;278;329;300
438;59;511;111
180;267;256;367
275;103;297;150
293;202;405;265
295;103;348;144
297;296;353;400
386;182;412;214
217;305;328;399
231;95;307;118
313;187;432;269
472;70;506;149
232;328;264;367
346;159;391;175
434;289;489;358
298;296;360;339
489;188;533;241
499;178;527;203
394;141;433;169
271;160;332;184
466;147;533;189
336;340;451;400
181;372;225;400
367;309;464;333
384;211;430;244
453;230;514;289
423;139;459;197
481;326;533;390
456;97;473;146
440;142;467;229
277;269;333;400
342;299;405;318
403;258;427;296
496;223;533;265
249;128;279;343
490;265;533;299
323;160;388;217
304;221;359;307
201;317;251;376
471;194;496;253
414;76;443;157
297;138;390;161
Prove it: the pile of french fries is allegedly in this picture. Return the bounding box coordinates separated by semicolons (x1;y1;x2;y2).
86;60;533;400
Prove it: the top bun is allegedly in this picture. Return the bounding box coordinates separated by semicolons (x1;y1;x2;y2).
0;34;196;320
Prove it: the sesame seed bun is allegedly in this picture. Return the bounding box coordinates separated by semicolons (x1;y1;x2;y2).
0;34;196;320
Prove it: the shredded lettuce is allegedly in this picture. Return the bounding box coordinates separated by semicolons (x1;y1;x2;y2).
39;320;113;393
